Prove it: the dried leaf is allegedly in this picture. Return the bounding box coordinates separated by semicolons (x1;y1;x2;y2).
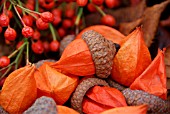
0;65;37;114
52;39;95;76
111;28;151;86
34;63;79;105
76;25;125;44
130;49;167;100
83;86;127;113
100;105;148;114
57;105;79;114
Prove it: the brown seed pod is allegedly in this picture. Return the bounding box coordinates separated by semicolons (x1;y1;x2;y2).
82;30;116;78
106;78;127;91
59;35;75;56
23;96;57;114
0;106;8;114
122;88;170;113
35;59;56;68
71;78;109;113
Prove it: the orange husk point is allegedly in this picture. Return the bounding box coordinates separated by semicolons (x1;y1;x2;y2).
130;49;167;100
76;25;125;44
111;27;152;86
52;38;95;76
0;65;37;114
100;105;148;114
83;86;127;114
57;105;79;114
34;63;79;105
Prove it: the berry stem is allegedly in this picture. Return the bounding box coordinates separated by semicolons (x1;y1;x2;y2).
8;3;12;10
26;40;29;65
49;23;60;41
14;45;24;69
94;4;106;16
0;66;12;80
8;41;27;58
75;7;83;35
17;0;25;15
13;5;25;26
0;61;15;72
35;0;39;12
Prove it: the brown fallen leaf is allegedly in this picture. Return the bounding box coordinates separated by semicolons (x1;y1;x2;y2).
120;0;170;47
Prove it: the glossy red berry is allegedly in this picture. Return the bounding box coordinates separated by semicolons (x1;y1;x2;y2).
87;3;96;12
101;14;116;26
50;40;60;52
7;10;13;19
52;15;61;26
42;0;55;9
76;0;88;6
36;18;49;30
0;13;9;27
57;27;66;38
65;9;75;18
92;0;104;6
32;30;41;40
62;19;73;29
0;77;6;87
31;41;44;54
43;41;50;52
4;27;17;41
105;0;120;8
40;11;54;23
22;26;34;38
0;26;2;33
16;6;22;15
16;41;24;49
22;15;33;27
52;8;62;17
0;56;10;68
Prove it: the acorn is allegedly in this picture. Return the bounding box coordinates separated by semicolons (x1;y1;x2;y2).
122;88;170;113
35;59;56;68
23;96;57;114
106;78;127;91
0;106;8;114
82;30;116;78
59;35;75;56
71;78;109;113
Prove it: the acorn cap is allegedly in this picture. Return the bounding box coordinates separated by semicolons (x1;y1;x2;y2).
0;106;8;114
23;96;57;114
106;78;127;91
71;78;109;113
59;35;75;56
35;59;56;68
82;30;116;78
122;88;170;113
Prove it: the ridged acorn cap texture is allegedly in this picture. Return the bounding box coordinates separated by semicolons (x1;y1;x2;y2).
82;30;116;78
71;78;109;113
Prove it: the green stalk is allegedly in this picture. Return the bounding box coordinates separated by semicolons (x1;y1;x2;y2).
35;0;39;12
17;0;25;15
14;46;25;69
26;41;29;65
94;5;106;16
75;7;83;26
0;66;12;80
49;23;60;41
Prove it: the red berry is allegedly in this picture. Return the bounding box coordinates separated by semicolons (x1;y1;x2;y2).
4;27;17;41
16;41;24;49
50;40;60;52
22;26;34;38
0;13;9;27
0;56;10;68
57;27;66;38
62;19;73;29
41;11;54;23
32;30;41;40
7;10;13;19
22;15;33;27
26;3;35;10
43;41;50;52
65;9;75;18
105;0;120;8
52;8;62;17
0;26;2;33
92;0;104;6
0;77;6;87
16;6;22;15
31;41;44;54
76;0;88;6
101;14;116;27
36;18;49;30
87;3;97;12
42;0;55;9
52;16;61;26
